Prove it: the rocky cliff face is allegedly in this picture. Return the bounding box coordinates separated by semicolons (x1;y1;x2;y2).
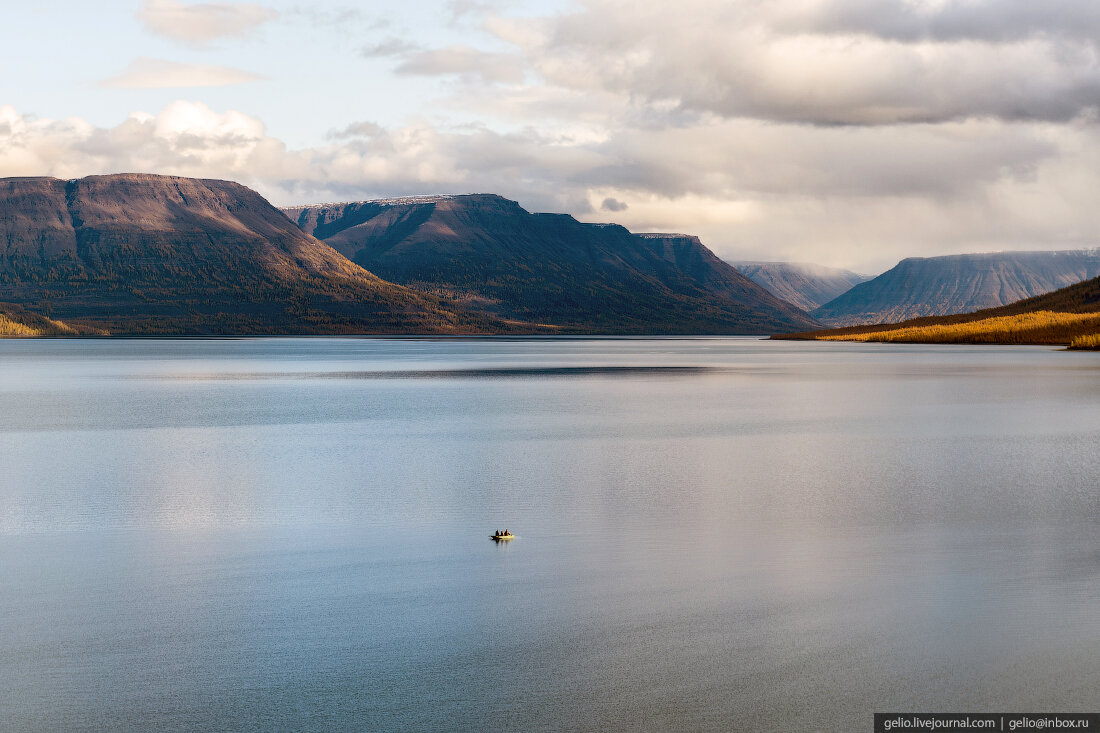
284;195;820;334
730;261;870;311
0;175;492;334
812;250;1100;326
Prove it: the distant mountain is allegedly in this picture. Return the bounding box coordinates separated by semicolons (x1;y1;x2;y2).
779;274;1100;346
283;195;819;334
730;261;870;311
813;250;1100;326
0;175;495;334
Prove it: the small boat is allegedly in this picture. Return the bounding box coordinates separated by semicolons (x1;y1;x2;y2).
490;532;515;541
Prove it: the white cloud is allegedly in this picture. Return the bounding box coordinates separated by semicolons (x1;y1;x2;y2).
100;58;265;89
0;102;289;183
137;0;277;48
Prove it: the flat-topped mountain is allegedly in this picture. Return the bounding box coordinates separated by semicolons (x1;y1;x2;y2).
0;175;493;334
730;261;870;311
283;195;819;334
780;274;1100;346
813;250;1100;326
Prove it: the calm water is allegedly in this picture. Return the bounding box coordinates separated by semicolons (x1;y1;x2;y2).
0;338;1097;732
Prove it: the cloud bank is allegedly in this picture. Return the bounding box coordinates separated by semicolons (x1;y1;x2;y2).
502;0;1100;125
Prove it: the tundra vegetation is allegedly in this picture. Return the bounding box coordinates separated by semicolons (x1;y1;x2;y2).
1068;333;1100;350
0;303;82;336
780;276;1100;346
813;311;1100;345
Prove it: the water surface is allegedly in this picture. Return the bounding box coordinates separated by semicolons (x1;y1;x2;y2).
1;338;1097;731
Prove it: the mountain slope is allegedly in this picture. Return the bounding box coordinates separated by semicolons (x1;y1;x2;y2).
0;302;94;336
813;250;1100;326
780;275;1100;345
730;261;870;311
283;195;819;334
0;175;496;334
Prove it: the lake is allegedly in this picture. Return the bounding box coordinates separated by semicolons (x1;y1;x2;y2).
0;337;1097;731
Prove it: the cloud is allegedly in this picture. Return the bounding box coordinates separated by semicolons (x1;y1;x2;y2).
328;121;385;140
781;0;1100;44
492;0;1100;125
137;0;277;48
0;102;286;184
100;58;265;89
394;45;526;84
601;197;627;212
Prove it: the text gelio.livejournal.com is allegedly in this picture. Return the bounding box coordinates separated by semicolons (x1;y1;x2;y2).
875;714;1098;731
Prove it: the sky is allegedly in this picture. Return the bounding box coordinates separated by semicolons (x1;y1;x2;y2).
3;0;1100;272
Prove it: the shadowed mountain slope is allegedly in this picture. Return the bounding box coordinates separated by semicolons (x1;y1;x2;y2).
730;261;871;311
813;250;1100;326
284;195;819;334
0;175;497;334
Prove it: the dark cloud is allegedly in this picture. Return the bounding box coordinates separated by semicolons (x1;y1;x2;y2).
788;0;1100;44
601;197;628;212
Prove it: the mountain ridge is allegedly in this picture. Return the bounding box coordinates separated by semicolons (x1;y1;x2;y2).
813;250;1100;326
283;194;820;334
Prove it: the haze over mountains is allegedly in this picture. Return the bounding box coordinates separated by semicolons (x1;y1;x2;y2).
283;194;819;334
730;261;871;311
813;250;1100;326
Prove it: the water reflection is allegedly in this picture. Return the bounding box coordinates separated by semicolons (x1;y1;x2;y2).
0;338;1097;731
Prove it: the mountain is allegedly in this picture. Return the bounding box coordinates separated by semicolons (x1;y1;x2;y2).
283;195;819;334
813;250;1100;326
779;275;1100;345
0;174;497;334
730;261;870;311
